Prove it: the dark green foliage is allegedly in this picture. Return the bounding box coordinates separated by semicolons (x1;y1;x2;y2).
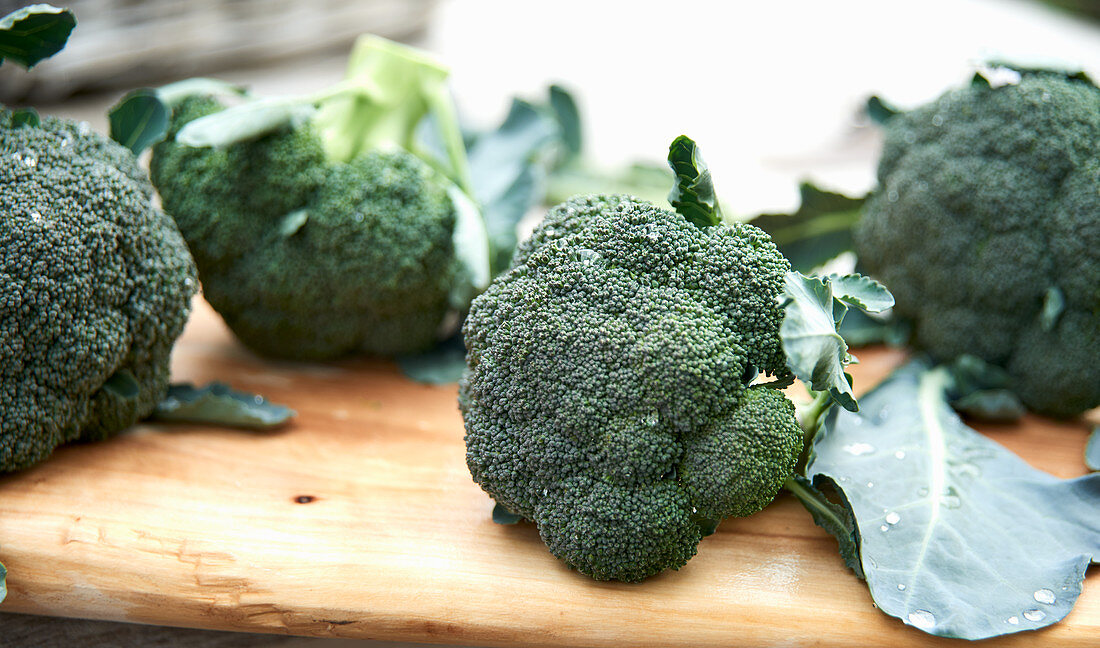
855;69;1100;417
461;195;802;581
151;96;461;360
0;107;197;472
0;4;75;69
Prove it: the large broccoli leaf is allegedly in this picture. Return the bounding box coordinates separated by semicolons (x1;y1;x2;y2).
0;4;74;69
805;360;1100;639
751;183;866;274
667;135;722;228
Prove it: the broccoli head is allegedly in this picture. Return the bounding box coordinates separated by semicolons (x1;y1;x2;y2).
147;37;490;361
855;68;1100;417
460;195;803;582
151;95;462;360
0;108;197;472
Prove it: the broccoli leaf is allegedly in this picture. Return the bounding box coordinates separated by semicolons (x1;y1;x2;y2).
779;272;859;411
0;4;75;69
152;382;295;430
176;96;318;148
396;333;467;385
1087;427;1099;472
806;360;1100;640
545;161;675;208
866;95;901;125
785;475;863;578
548;84;582;157
465;96;559;274
492;502;524;525
942;355;1025;422
837;308;908;348
108;89;170;155
1040;286;1065;332
750;183;867;274
157;78;246;108
11;107;39;128
0;560;6;603
667;135;722;228
827;273;893;313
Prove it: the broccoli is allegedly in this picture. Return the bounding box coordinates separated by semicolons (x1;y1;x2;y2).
148;37;489;360
0;107;198;472
854;66;1100;418
460;193;804;581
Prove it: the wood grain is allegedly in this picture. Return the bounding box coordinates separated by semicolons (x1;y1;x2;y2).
0;298;1095;647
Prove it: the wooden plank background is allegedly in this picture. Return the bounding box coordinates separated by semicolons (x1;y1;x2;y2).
0;298;1095;646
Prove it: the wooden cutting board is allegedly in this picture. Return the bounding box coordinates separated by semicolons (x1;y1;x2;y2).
0;298;1095;647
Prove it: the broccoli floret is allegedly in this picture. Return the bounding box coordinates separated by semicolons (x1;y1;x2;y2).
0;108;197;472
152;95;461;360
148;37;489;361
855;68;1100;418
461;195;803;582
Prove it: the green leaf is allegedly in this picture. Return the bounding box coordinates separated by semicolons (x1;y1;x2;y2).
667;135;722;228
464;97;558;274
397;333;467;385
157;78;246;108
750;183;866;274
103;370;140;399
0;560;6;603
866;96;901;125
1040;286;1065;332
0;4;75;69
837;308;909;348
548;84;582;158
152;382;295;430
942;355;1025;422
779;272;858;412
446;183;492;305
545;161;674;208
785;475;863;578
827;273;894;313
11;107;39;128
176;96;318;148
1086;427;1099;472
806;361;1100;639
108;89;170;155
492;502;523;525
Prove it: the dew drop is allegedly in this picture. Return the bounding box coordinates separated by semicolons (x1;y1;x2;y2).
58;131;74;147
253;395;264;405
897;583;907;591
30;211;44;225
1041;91;1052;102
903;132;917;144
77;121;92;136
908;610;936;630
1023;609;1046;622
885;511;900;525
843;442;875;456
932;114;944;126
887;190;899;203
917;486;930;497
880;524;889;532
576;248;602;267
894;450;906;459
1033;589;1056;605
1007;616;1019;625
866;481;875;488
642;411;659;427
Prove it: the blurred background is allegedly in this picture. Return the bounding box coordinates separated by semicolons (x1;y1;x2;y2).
2;0;1099;646
7;0;1100;215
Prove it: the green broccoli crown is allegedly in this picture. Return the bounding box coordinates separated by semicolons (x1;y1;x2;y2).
150;96;460;360
461;195;802;582
0;108;197;472
855;69;1100;417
